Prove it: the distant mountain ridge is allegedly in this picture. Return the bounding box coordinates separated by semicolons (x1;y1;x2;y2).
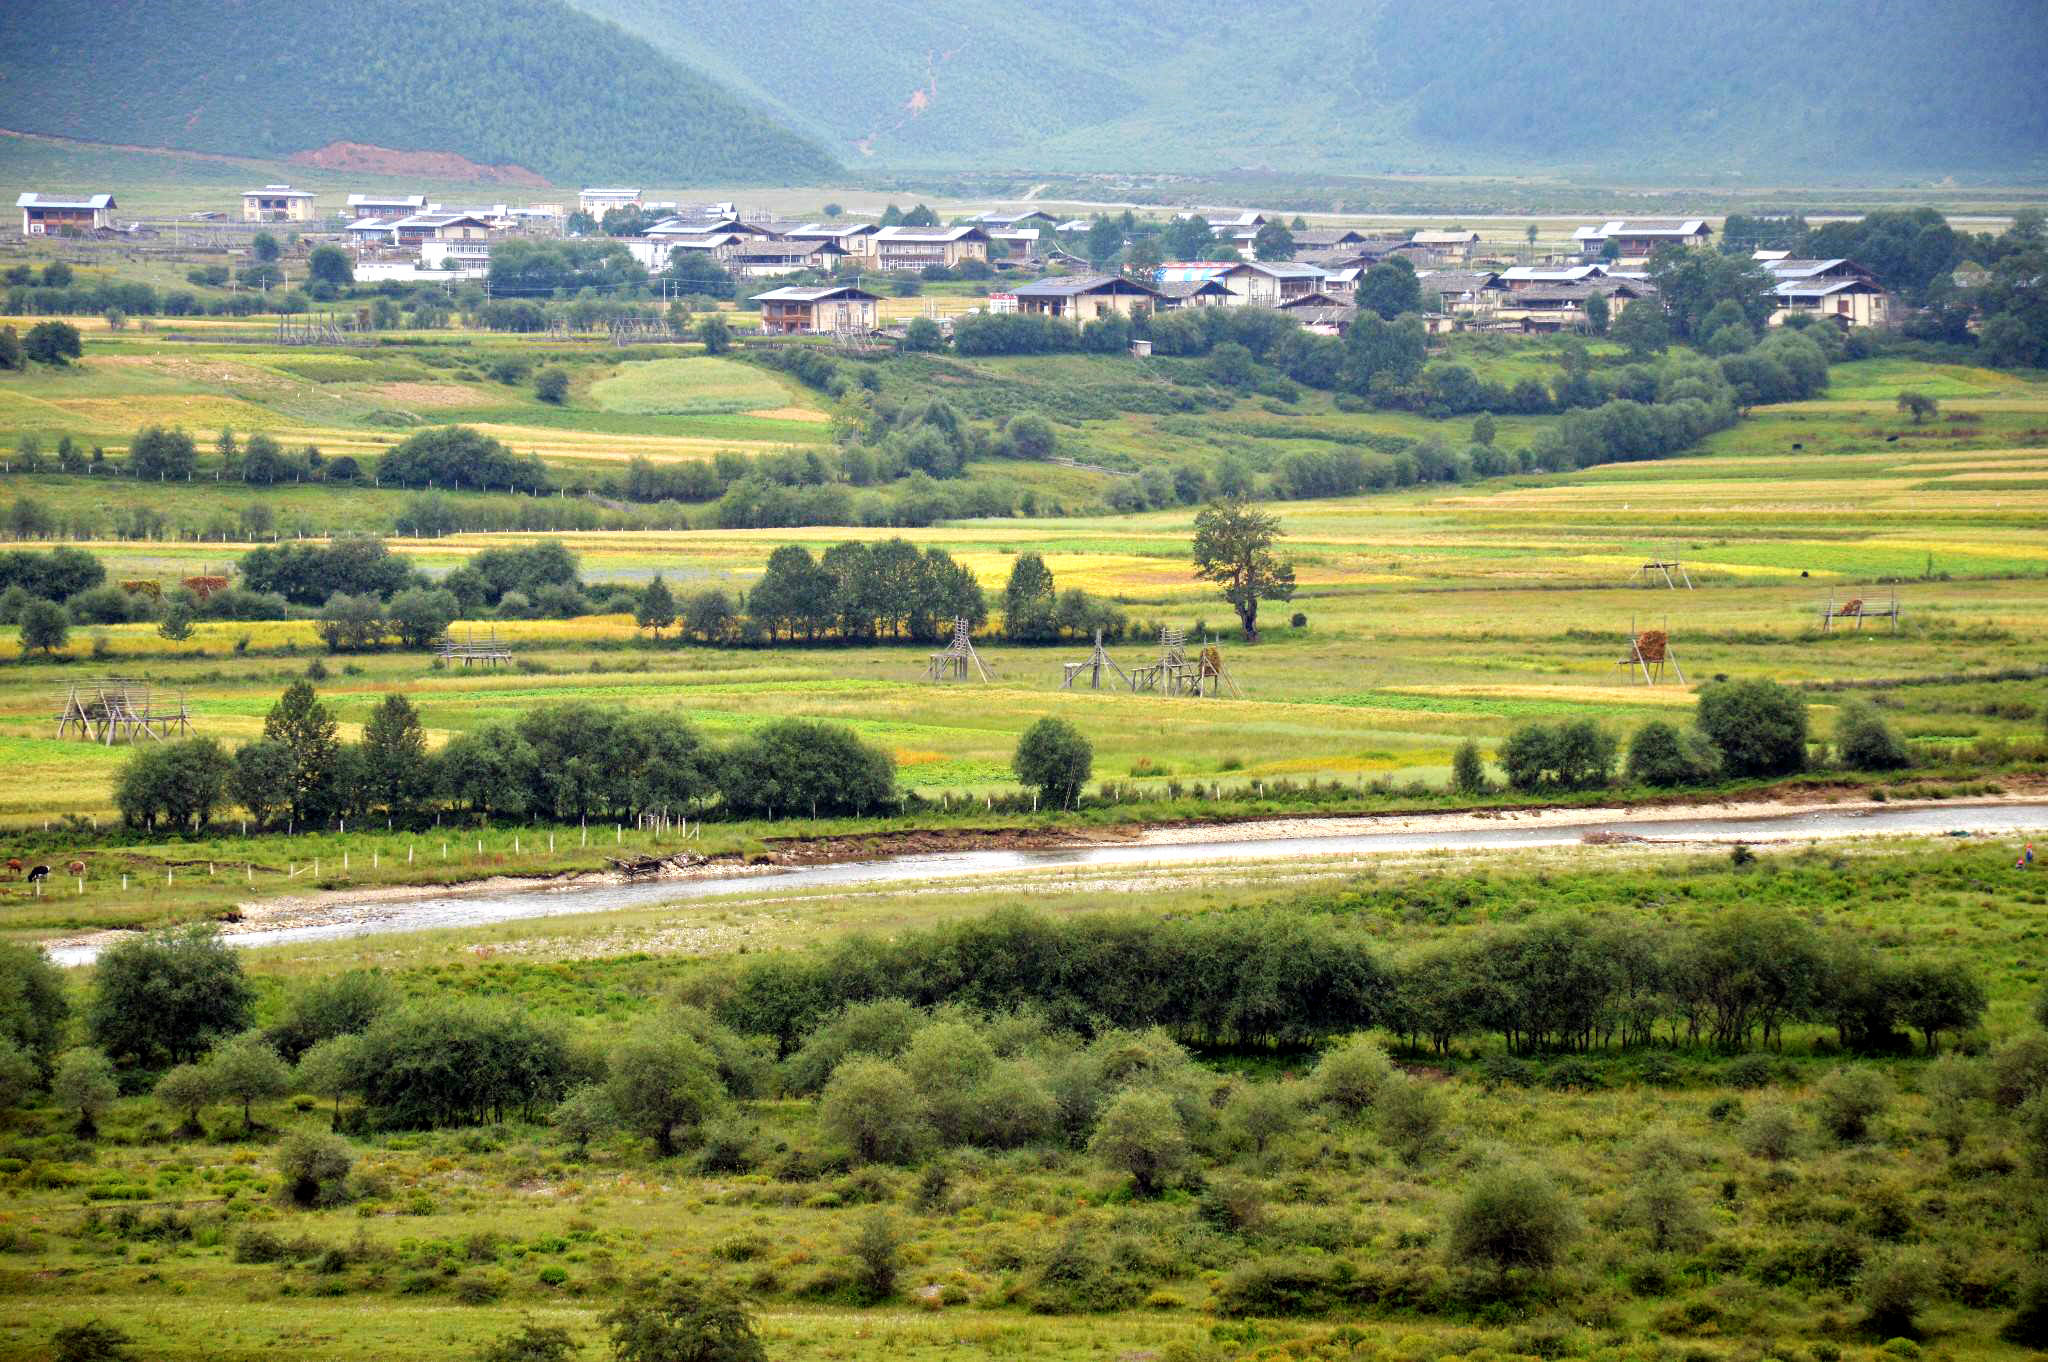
573;0;2048;180
0;0;837;186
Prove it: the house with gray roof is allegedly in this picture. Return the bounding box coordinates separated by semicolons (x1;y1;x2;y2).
17;192;115;235
1011;273;1161;320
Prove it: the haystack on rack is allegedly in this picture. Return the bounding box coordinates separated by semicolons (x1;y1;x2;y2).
925;617;995;682
1633;553;1694;589
1061;629;1129;691
54;677;191;744
1618;617;1685;686
1129;626;1242;698
435;627;512;667
1819;589;1899;634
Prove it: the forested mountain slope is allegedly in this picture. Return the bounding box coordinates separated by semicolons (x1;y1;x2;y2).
0;0;836;185
575;0;2048;179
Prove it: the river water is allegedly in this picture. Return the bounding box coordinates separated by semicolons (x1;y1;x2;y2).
45;801;2048;964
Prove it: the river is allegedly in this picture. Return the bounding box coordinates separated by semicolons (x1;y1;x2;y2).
42;800;2048;965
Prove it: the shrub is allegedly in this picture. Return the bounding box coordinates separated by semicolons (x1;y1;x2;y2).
1451;739;1488;795
1376;1073;1449;1165
51;1321;131;1362
1311;1034;1393;1117
1742;1105;1800;1161
1013;718;1092;809
1835;703;1911;771
1696;679;1808;777
1720;1054;1780;1089
2023;1093;2048;1178
848;1208;900;1303
1815;1067;1892;1143
533;368;570;404
2004;1271;2048;1346
1626;720;1720;786
275;1131;354;1207
604;1278;766;1362
819;1058;925;1164
1988;1033;2048;1109
1089;1088;1191;1195
1448;1165;1578;1289
478;1321;579;1362
1860;1251;1932;1338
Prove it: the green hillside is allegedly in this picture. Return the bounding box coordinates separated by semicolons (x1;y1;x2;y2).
573;0;2048;179
0;0;837;186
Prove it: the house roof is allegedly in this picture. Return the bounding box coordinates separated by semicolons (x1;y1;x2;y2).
1763;258;1862;279
1012;273;1161;298
783;222;878;240
990;228;1042;243
976;210;1056;226
18;192;115;210
1774;277;1879;298
1291;228;1368;248
391;213;493;230
1507;280;1654;306
1158;278;1232;298
727;238;840;258
1418;270;1502;294
752;285;881;303
244;184;314;198
1575;218;1710;241
1239;260;1326;280
1410;230;1480;245
581;187;641;196
1278;291;1349;309
876;225;989;243
1500;264;1608;282
345;217;398;232
1286;304;1359;328
347;193;425;209
1156;263;1233;283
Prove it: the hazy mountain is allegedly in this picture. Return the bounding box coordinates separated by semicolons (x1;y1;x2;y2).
0;0;837;185
573;0;2048;179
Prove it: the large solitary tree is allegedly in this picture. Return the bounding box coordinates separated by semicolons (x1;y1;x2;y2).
1191;496;1296;640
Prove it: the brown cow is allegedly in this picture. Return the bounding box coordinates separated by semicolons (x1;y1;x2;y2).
67;860;87;876
4;858;19;877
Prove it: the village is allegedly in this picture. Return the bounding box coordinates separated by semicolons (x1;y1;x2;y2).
15;186;1895;340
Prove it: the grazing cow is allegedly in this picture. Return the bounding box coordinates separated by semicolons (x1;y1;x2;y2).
4;858;19;876
26;865;50;884
67;860;87;876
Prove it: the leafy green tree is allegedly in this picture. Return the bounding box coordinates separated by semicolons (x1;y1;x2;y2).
1191;496;1296;640
1002;411;1057;460
1896;390;1938;423
116;737;234;832
1084;215;1126;264
696;313;732;354
1002;552;1058;641
53;1048;118;1137
16;598;68;656
1696;679;1808;777
1375;1072;1449;1164
1252;220;1296;261
387;587;459;649
1611;298;1673;358
129;425;198;479
819;1057;926;1164
902;316;944;352
1583;290;1610;335
1224;1079;1303;1155
295;1033;366;1130
1013;718;1092;808
275;1130;354;1207
716;719;895;819
605;1024;724;1157
230;739;296;828
205;1031;291;1129
1834;702;1910;771
1625;720;1720;786
0;1038;40;1113
551;1083;618;1157
360;694;431;815
154;1061;220;1134
604;1278;766;1362
636;573;676;637
307;245;353;286
317;592;387;652
1448;1165;1578;1290
1090;1087;1191;1195
0;326;22;371
1860;1251;1933;1338
1357;258;1423;319
0;942;71;1079
1451;739;1488;794
263;679;340;825
87;926;255;1068
157;599;195;642
533;367;570;404
24;321;83;367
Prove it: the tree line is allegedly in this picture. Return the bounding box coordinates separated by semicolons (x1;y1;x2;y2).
115;681;900;833
693;903;1983;1062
